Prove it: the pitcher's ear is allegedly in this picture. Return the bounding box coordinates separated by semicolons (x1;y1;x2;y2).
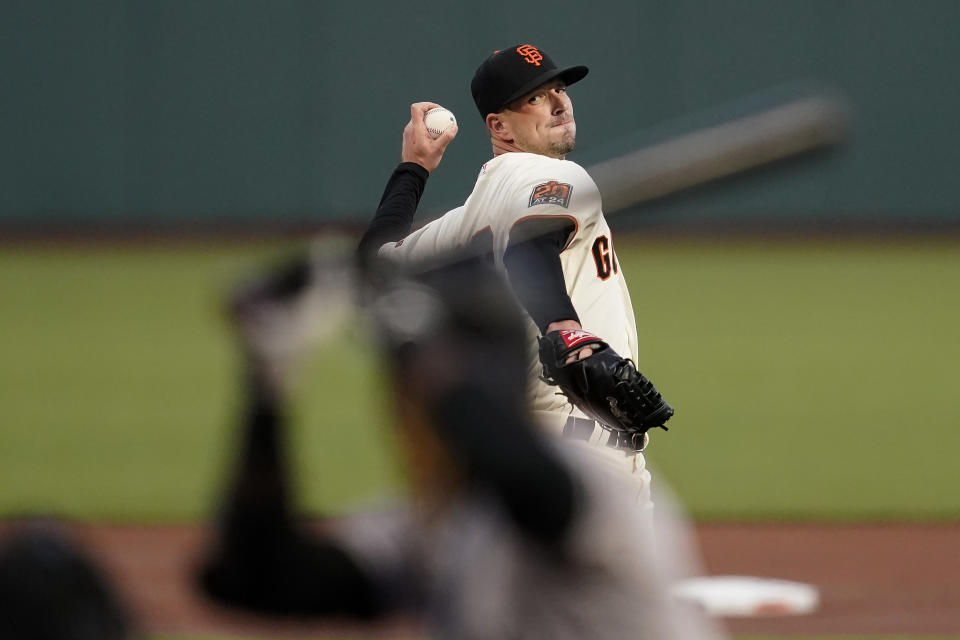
486;113;509;140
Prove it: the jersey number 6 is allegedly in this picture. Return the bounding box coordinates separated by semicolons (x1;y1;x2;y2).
592;235;619;280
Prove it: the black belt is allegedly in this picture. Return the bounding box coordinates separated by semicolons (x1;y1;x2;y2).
562;416;648;452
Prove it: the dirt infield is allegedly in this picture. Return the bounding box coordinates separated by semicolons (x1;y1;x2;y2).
693;523;960;636
6;522;959;637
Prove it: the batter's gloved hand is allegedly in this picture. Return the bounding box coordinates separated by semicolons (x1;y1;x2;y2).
538;329;674;437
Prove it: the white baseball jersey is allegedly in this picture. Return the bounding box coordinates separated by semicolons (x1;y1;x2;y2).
378;152;640;422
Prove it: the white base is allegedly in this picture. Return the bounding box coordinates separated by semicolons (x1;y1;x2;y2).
671;575;820;617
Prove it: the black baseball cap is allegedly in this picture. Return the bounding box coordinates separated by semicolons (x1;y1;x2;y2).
471;44;589;119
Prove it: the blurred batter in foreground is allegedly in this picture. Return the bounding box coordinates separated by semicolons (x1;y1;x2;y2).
197;252;717;639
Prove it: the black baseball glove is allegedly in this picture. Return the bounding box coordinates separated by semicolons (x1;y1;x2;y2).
538;329;674;438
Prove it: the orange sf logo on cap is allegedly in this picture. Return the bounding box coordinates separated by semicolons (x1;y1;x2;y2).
516;45;543;66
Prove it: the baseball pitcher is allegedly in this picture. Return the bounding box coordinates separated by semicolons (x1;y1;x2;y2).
359;44;673;507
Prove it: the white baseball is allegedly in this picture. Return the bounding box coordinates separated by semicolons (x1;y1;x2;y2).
424;107;456;139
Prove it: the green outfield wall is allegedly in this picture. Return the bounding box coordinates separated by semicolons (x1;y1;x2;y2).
3;0;959;226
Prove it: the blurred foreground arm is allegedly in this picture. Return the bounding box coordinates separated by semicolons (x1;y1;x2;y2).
198;365;384;617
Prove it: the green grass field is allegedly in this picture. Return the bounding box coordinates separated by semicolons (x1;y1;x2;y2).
1;236;958;522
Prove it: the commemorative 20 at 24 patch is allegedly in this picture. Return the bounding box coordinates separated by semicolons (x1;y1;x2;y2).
529;181;573;208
